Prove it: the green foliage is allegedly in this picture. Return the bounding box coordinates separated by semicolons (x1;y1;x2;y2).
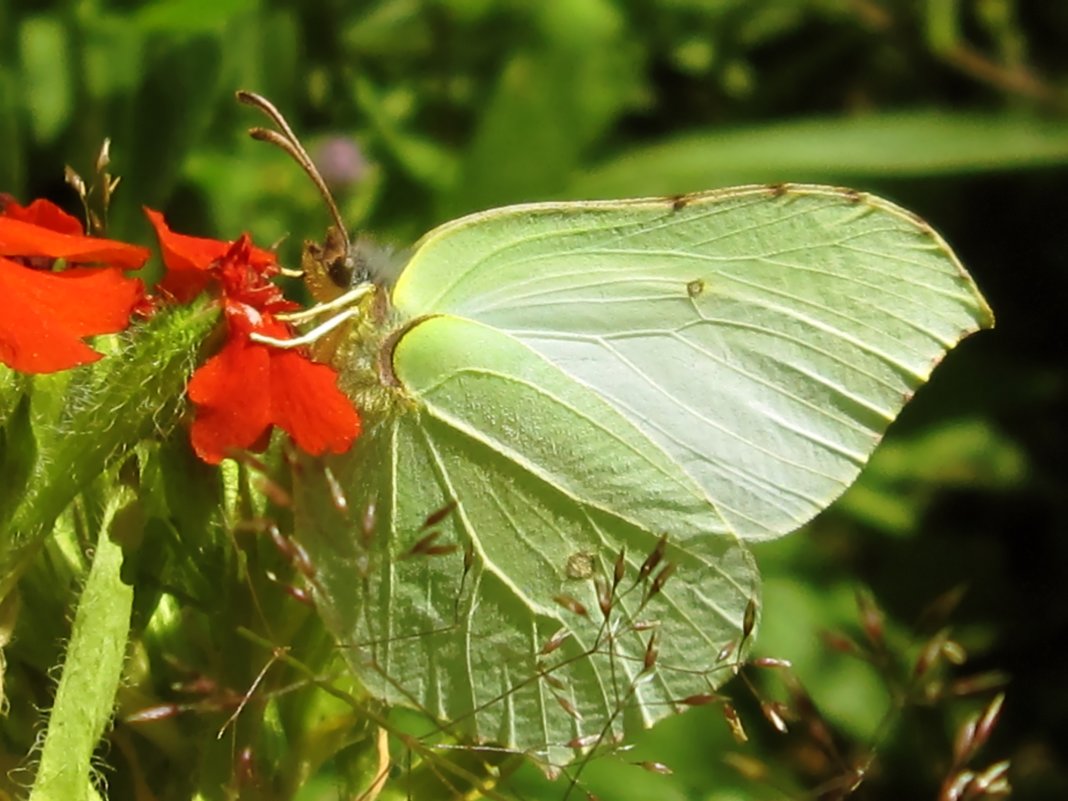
29;487;134;801
0;302;218;598
572;110;1068;196
0;1;1065;800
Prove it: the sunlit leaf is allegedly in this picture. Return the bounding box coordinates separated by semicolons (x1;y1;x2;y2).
570;112;1068;197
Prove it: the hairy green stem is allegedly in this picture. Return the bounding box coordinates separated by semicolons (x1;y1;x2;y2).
28;491;135;801
0;301;218;600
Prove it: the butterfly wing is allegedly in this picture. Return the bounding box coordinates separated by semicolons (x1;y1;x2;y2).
295;182;989;767
391;184;993;540
296;323;760;766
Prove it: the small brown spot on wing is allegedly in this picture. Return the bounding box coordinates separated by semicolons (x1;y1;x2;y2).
686;279;705;298
900;205;933;232
766;183;788;198
668;194;690;212
565;551;596;580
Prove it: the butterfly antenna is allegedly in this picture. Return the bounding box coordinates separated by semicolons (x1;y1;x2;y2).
236;90;351;253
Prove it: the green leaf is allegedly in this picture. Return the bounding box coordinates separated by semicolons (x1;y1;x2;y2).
0;364;27;430
132;0;259;34
354;75;458;194
0;393;36;528
81;13;146;99
28;489;135;801
110;38;226;234
835;418;1027;535
17;16;72;144
569;111;1068;197
0;66;25;191
439;0;641;216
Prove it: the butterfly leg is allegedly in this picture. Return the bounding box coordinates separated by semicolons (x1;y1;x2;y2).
275;283;373;323
249;305;362;349
250;283;373;348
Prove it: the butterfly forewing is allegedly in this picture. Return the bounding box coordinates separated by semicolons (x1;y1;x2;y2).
390;185;993;540
392;314;730;540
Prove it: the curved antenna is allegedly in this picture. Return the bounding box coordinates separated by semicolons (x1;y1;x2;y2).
235;90;350;252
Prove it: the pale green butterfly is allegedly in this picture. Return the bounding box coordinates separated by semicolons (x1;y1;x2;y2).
239;93;992;774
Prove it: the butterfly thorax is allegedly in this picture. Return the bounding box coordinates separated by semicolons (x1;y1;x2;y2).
301;233;417;425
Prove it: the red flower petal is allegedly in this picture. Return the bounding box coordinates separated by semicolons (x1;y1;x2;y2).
186;313;361;463
187;334;273;463
144;208;278;302
0;256;144;373
0;216;148;268
216;237;297;315
269;348;362;456
1;197;84;235
144;208;229;300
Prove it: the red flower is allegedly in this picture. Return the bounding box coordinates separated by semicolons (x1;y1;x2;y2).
146;210;361;464
144;208;277;302
0;197;147;374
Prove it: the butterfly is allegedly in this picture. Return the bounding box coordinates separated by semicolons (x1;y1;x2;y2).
238;92;993;772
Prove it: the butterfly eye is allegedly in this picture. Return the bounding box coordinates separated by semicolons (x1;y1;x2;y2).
327;251;353;288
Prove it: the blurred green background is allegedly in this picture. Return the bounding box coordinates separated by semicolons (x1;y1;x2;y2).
1;0;1067;799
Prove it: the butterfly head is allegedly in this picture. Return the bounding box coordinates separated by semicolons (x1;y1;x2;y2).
300;224;357;304
301;224;406;305
236;90;402;304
